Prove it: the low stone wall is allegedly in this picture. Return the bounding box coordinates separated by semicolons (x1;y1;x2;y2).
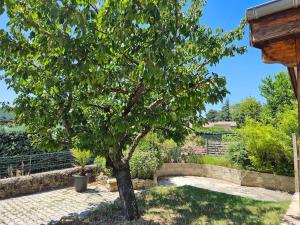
106;178;155;192
154;163;295;193
0;165;96;199
241;170;295;193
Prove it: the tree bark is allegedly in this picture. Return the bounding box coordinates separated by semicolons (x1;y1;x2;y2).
113;161;140;220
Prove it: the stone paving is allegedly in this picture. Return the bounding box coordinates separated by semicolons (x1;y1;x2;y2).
282;192;300;225
0;176;293;225
159;176;292;201
0;183;119;225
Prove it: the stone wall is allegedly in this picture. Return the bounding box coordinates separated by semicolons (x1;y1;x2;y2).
0;165;96;199
241;170;295;193
106;178;155;192
154;163;295;193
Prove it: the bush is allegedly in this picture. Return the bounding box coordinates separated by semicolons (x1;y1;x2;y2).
223;134;252;169
0;131;41;156
130;150;161;179
233;119;293;176
186;154;235;168
94;156;112;176
160;140;181;163
181;134;206;155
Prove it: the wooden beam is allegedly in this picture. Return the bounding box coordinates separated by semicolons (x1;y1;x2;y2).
292;134;299;193
288;66;298;99
250;7;300;47
259;37;300;67
297;63;300;201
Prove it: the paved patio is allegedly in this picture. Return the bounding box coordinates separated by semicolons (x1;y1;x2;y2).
0;183;119;225
0;176;293;225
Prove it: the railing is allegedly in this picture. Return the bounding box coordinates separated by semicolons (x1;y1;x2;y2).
0;151;74;179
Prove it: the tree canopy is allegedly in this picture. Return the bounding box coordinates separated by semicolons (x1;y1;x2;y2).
0;0;245;220
259;71;294;116
231;97;261;127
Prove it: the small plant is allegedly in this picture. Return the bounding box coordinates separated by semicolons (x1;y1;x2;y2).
71;148;91;176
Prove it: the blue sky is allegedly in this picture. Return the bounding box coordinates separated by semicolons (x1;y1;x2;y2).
0;1;285;111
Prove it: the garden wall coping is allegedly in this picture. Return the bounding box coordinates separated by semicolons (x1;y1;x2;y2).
154;163;295;193
0;165;96;199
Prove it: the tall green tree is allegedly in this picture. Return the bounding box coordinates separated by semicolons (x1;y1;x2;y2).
218;98;232;121
206;109;219;122
0;0;245;219
231;97;261;127
259;71;294;116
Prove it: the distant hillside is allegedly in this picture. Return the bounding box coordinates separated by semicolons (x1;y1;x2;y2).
0;108;15;120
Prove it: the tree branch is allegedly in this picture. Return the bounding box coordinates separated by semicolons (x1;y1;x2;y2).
122;80;145;117
147;98;164;109
124;127;151;161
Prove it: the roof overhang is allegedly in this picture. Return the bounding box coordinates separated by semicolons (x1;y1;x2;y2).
246;0;300;21
247;0;300;99
246;0;300;67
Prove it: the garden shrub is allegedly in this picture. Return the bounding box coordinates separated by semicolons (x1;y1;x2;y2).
129;133;163;179
0;129;41;156
181;134;206;155
223;134;252;170
130;150;161;179
160;139;181;163
238;119;293;176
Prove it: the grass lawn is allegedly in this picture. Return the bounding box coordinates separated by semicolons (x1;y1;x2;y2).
58;186;290;225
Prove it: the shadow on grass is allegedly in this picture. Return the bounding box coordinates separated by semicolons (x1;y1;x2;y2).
140;185;289;225
55;185;289;225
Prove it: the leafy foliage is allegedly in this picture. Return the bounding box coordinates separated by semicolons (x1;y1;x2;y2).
227;119;293;176
71;148;91;175
205;99;233;122
181;134;206;155
129;132;180;179
0;0;245;218
205;109;218;122
0;0;245;154
223;134;251;169
94;155;112;176
259;71;294;116
276;102;298;136
0;129;41;156
130;149;161;179
159;139;181;163
218;98;232;121
231;97;261;127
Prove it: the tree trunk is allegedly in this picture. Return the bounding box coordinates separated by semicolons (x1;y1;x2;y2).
114;162;140;220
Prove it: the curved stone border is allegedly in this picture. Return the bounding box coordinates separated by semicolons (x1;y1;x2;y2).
0;165;96;199
154;163;295;193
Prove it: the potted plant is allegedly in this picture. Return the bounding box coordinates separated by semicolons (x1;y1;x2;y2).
71;148;91;192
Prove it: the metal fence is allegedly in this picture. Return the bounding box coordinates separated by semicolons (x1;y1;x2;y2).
0;151;75;179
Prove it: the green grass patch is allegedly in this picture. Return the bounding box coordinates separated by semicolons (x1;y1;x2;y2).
186;154;240;169
59;186;290;225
